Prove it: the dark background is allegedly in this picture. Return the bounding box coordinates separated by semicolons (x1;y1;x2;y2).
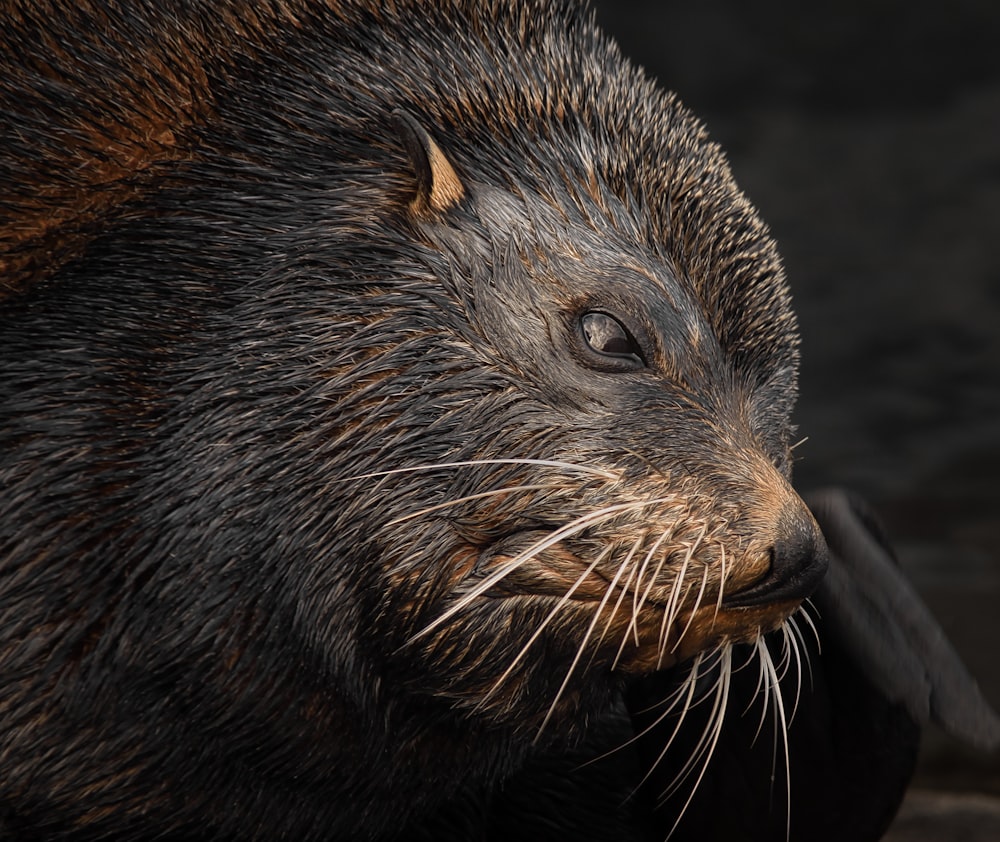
591;0;1000;829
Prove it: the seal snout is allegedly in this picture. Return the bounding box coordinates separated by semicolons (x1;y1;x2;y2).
723;500;829;609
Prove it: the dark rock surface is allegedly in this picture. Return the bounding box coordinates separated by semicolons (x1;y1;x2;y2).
593;0;1000;835
885;790;1000;842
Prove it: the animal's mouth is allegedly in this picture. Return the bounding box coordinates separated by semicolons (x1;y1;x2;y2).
471;520;828;673
474;523;828;606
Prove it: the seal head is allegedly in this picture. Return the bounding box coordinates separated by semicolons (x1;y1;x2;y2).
0;1;826;838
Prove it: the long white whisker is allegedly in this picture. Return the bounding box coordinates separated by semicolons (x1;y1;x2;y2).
339;457;617;484
660;525;706;656
628;527;675;647
668;525;706;623
657;552;691;658
596;647;727;811
740;643;767;717
714;543;727;623
782;622;805;723
595;534;646;659
657;646;729;801
385;484;551;526
798;599;822;652
759;637;792;842
668;565;710;660
536;546;630;739
786;612;815;688
774;626;793;682
750;639;772;743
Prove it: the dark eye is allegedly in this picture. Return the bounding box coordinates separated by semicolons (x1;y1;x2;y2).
580;311;645;368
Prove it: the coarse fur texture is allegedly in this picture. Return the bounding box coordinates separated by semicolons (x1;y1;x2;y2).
0;0;841;839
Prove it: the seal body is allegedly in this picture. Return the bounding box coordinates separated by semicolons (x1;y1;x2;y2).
1;1;828;839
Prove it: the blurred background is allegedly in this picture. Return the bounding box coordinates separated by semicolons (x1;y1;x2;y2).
591;0;1000;836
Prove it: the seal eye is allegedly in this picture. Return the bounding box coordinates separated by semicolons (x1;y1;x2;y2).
580;311;645;368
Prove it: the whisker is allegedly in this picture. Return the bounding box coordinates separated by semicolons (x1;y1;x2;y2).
758;637;792;842
750;641;772;743
668;565;709;659
657;646;730;801
600;647;728;812
535;546;632;739
656;551;691;659
632;647;726;722
773;626;793;683
385;484;550;526
595;533;645;656
713;543;727;623
797;600;822;653
657;547;689;641
782;622;805;723
786;612;815;688
660;525;706;655
632;544;684;661
338;457;618;484
739;642;766;715
628;527;675;648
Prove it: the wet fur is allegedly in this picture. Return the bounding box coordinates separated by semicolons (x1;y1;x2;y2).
3;1;820;839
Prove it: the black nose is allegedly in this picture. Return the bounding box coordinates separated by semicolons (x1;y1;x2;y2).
723;501;829;608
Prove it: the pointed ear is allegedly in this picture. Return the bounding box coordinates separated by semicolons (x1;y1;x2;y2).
392;109;465;217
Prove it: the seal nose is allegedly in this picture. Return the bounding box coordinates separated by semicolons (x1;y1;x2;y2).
723;500;829;608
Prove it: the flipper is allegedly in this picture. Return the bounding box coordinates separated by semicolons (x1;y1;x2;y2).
805;487;1000;750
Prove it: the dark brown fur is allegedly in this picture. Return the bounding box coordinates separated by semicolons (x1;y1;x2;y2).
1;1;827;839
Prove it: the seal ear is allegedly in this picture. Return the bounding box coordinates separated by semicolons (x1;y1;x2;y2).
392;109;465;216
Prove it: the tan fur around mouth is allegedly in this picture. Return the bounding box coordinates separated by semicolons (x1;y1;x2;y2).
477;540;804;674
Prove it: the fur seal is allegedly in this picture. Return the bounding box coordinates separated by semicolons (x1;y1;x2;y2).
3;1;996;840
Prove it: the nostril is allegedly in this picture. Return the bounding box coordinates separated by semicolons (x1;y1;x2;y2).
723;503;829;609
